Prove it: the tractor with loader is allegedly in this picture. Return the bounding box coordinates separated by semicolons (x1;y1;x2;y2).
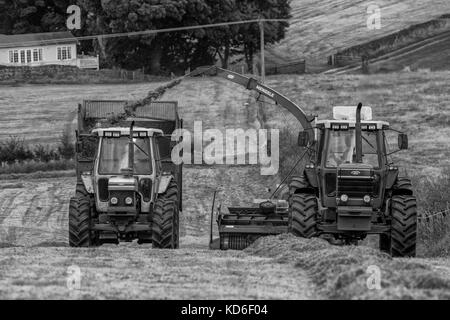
69;100;182;248
199;67;416;257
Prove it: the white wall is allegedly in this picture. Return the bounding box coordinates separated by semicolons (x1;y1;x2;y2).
0;43;77;66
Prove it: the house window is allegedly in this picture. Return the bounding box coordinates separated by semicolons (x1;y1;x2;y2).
20;50;25;63
9;49;42;64
57;46;72;60
32;49;43;62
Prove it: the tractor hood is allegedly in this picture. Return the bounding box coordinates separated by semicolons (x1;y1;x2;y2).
108;176;138;191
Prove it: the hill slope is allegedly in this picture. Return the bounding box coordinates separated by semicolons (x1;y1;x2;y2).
267;0;450;63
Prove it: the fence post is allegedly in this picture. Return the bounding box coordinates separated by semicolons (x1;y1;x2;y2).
362;55;369;74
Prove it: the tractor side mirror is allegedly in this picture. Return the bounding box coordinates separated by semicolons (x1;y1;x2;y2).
298;131;309;147
398;133;408;150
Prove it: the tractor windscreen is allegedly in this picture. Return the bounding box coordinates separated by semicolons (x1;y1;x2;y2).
98;137;152;175
326;130;379;168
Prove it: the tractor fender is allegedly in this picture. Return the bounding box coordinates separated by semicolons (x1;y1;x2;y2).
158;175;173;194
81;174;94;194
392;176;414;196
290;174;315;195
385;169;399;190
304;167;319;188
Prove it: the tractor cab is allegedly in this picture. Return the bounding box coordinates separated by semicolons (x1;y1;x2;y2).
314;106;390;210
89;127;164;216
295;105;412;246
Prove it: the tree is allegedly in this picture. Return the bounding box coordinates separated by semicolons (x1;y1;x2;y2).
78;0;212;73
235;0;290;72
0;0;291;74
0;0;72;34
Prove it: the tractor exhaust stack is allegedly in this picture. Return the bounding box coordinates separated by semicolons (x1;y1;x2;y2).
355;103;363;163
128;121;135;175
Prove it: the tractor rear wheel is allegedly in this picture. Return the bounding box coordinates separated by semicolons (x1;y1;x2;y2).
152;199;179;249
393;177;413;195
69;196;97;247
390;195;417;257
289;194;318;238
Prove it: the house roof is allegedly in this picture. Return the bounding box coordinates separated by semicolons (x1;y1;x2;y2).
0;31;77;49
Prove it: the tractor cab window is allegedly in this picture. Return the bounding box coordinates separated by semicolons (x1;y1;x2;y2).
325;130;379;168
98;137;152;175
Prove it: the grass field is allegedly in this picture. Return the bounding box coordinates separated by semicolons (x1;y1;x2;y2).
0;72;449;299
266;0;450;63
0;83;163;145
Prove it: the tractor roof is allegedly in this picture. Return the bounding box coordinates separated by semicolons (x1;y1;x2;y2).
316;120;390;130
92;127;164;136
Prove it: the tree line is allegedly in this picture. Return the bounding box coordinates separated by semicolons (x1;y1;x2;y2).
0;0;291;74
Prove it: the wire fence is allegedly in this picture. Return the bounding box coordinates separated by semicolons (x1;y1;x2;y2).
418;209;450;221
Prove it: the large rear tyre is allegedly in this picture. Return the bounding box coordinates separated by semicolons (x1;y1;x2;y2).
390;195;417;257
392;177;413;195
69;196;98;247
289;194;318;238
152;199;179;249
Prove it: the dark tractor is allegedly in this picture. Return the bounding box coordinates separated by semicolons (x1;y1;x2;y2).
69;100;182;249
290;104;416;257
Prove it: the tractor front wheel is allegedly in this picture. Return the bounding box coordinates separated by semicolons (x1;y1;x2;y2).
289;194;318;238
390;195;417;257
152;199;179;249
69;196;98;247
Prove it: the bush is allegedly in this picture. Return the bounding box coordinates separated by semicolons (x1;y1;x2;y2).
0;136;33;164
0;160;75;175
33;144;60;162
57;130;75;160
0;132;74;168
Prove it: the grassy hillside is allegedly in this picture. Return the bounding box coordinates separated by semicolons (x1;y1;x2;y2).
267;0;450;63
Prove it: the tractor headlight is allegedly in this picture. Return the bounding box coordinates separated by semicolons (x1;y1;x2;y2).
363;195;371;203
125;197;133;205
340;194;349;203
110;197;118;205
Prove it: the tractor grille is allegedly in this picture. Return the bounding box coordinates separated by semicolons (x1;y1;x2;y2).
337;177;377;197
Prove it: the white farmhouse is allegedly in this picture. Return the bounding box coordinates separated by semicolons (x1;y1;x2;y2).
0;31;98;69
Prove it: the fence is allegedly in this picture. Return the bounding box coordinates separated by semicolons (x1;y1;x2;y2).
77;55;99;70
100;68;148;81
266;60;306;75
228;59;306;76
